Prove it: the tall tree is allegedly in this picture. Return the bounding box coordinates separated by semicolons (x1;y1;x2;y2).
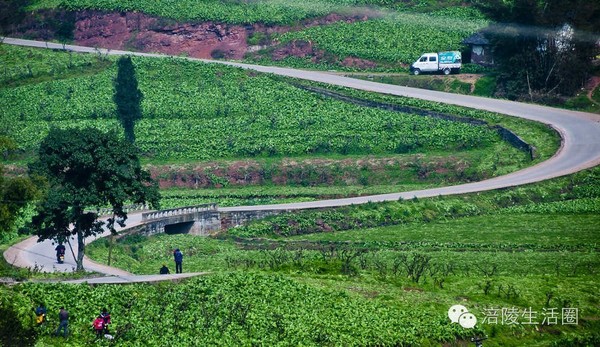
29;128;159;271
113;56;143;143
474;0;600;100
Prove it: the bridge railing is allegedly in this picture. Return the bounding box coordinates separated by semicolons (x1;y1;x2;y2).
142;203;218;221
88;203;149;217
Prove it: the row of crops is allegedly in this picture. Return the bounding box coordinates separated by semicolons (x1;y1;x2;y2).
1;46;499;161
31;0;478;25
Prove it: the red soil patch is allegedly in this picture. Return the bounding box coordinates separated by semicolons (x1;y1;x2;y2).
71;10;373;62
75;11;248;59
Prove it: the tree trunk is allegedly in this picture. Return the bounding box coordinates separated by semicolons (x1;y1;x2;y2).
108;233;114;266
76;229;85;272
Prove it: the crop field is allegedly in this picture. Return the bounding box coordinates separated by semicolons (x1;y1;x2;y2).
2;46;497;159
79;167;600;346
273;11;487;65
34;0;381;24
0;45;551;185
31;0;472;25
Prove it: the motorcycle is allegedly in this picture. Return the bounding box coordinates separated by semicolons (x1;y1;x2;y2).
55;243;66;264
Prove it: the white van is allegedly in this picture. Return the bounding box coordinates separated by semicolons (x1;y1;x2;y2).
410;51;462;75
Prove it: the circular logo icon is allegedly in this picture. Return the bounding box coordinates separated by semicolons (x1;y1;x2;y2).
458;312;477;329
448;304;468;323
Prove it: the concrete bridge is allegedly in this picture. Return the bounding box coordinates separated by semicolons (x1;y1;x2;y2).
139;204;290;236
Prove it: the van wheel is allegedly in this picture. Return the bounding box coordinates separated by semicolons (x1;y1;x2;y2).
413;69;420;76
443;68;451;75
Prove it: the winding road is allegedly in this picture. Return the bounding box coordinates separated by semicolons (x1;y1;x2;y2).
3;38;600;281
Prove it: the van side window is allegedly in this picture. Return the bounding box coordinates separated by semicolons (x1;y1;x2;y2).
429;56;437;62
419;57;427;62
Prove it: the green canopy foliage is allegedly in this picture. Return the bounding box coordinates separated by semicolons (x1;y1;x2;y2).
29;127;159;270
0;136;39;238
474;0;600;100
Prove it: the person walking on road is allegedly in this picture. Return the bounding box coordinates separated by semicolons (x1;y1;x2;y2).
55;307;69;337
173;249;183;274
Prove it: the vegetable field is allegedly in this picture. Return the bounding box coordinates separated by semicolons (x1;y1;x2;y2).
276;12;487;64
6;273;474;346
79;167;600;346
2;46;501;162
32;0;412;25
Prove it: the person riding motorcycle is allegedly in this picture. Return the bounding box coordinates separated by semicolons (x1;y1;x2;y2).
55;244;66;263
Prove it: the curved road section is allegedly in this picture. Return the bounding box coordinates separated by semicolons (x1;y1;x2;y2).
3;38;600;276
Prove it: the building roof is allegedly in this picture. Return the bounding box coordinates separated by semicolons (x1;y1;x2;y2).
462;32;489;45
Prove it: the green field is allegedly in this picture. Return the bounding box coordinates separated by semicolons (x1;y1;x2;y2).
1;14;598;345
0;44;557;208
2;45;499;160
78;167;600;346
272;11;486;65
30;0;474;25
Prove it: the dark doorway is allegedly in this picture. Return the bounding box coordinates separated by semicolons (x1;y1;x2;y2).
164;221;194;235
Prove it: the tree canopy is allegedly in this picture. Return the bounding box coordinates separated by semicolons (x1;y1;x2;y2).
0;136;39;241
30;127;159;271
474;0;600;100
113;56;143;143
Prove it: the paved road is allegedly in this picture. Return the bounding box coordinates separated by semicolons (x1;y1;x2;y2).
4;211;211;283
3;38;600;279
4;213;145;276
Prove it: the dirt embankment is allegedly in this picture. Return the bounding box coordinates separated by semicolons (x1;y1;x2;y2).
7;9;374;65
147;156;472;189
74;11;248;59
73;11;372;62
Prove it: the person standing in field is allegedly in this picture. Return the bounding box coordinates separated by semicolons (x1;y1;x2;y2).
92;315;105;339
34;303;47;325
100;308;111;334
54;307;69;337
173;248;183;274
